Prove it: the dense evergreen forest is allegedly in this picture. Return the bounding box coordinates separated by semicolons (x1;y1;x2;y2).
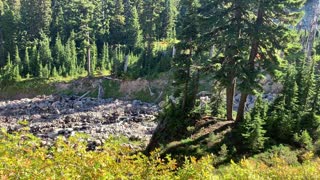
1;0;320;178
0;0;178;80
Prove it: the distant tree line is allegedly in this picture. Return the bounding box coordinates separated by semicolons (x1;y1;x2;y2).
0;0;177;81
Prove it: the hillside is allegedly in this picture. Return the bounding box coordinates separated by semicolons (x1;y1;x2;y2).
1;0;320;179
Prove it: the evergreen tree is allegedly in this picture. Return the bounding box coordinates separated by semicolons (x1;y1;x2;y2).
20;0;52;41
235;0;305;121
240;95;267;152
109;0;125;45
14;45;21;65
0;2;19;66
266;65;301;143
51;66;59;77
174;0;201;111
161;0;176;39
140;0;164;73
100;42;109;71
72;0;95;76
53;34;65;71
50;2;65;40
22;47;30;77
200;0;251;120
124;0;142;51
38;33;53;71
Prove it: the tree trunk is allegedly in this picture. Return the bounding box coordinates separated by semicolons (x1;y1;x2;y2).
87;46;91;76
87;31;92;76
124;54;129;73
235;94;248;122
0;29;4;66
182;47;192;111
226;78;235;120
236;4;264;122
172;46;176;58
209;45;215;58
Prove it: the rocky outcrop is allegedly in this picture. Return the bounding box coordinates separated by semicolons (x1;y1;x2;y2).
0;95;159;148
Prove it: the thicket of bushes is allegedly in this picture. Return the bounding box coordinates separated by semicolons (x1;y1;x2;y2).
1;129;320;179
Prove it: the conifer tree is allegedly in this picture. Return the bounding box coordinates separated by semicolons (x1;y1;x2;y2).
124;0;142;51
235;0;305;121
50;3;65;40
51;66;59;78
72;0;95;76
109;0;125;45
22;47;30;77
2;53;13;81
240;95;267;152
38;34;53;70
53;34;65;71
0;2;19;65
29;44;40;77
266;65;301;143
101;42;109;71
200;0;251;120
174;0;201;111
20;0;52;41
161;0;176;39
140;0;163;73
14;45;21;68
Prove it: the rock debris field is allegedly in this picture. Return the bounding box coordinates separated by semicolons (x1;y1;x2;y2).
0;95;159;149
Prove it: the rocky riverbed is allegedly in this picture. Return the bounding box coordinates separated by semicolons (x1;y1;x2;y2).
0;95;159;148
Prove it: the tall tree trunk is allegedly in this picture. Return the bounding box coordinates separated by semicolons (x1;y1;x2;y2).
182;47;192;111
124;54;129;73
236;5;264;122
209;45;215;58
87;46;91;76
87;31;92;76
0;29;4;66
235;94;248;121
226;79;235;120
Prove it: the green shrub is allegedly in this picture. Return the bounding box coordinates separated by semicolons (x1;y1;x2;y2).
294;130;313;151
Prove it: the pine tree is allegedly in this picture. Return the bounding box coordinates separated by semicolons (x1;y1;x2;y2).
101;42;109;71
174;0;201;111
51;66;59;78
50;3;65;40
38;33;53;70
124;0;142;51
200;0;251;120
140;0;164;73
0;2;19;65
53;34;65;71
14;45;21;70
235;0;305;121
12;64;21;81
109;0;125;45
20;0;52;41
72;0;95;76
29;44;40;77
161;0;176;39
240;95;267;152
266;65;301;143
22;47;30;77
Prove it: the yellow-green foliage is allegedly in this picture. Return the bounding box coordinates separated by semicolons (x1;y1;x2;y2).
1;129;320;179
0;129;214;179
217;156;320;179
